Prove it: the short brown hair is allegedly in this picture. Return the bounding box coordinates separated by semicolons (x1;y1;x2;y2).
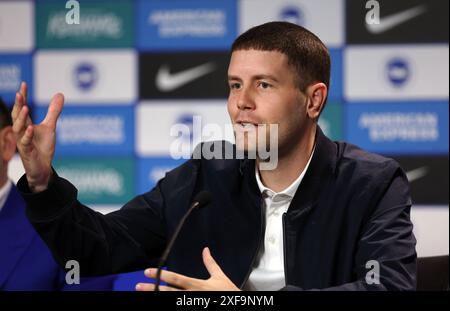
231;21;330;100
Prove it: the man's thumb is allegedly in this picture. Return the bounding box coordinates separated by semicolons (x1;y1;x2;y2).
202;247;223;277
43;93;64;129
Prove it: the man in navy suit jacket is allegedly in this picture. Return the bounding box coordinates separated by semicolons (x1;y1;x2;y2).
0;98;115;291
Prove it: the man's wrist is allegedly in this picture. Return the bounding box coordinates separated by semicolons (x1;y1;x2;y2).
28;171;53;193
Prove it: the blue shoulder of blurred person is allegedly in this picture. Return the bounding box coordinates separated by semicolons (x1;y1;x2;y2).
0;178;117;291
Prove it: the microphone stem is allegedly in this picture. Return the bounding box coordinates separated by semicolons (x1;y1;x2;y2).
154;201;199;291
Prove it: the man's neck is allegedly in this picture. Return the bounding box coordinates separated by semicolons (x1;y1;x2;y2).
257;125;316;193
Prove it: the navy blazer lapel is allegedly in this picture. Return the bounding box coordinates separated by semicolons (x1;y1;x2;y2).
0;185;36;288
281;127;339;283
288;126;338;220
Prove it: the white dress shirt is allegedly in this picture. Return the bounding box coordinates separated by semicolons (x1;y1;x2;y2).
244;148;315;291
0;180;12;213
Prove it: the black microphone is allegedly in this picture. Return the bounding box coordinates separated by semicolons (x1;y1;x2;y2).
154;191;212;291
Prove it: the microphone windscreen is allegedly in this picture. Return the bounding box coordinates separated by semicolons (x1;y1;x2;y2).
193;191;212;208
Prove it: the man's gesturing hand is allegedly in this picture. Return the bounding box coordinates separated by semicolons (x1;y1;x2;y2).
11;82;64;193
136;247;241;291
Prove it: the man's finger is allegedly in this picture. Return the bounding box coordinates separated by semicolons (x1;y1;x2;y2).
12;92;23;121
19;82;32;127
135;283;179;291
20;125;34;147
12;92;32;127
202;247;224;277
20;81;28;107
145;268;194;289
12;82;28;122
12;106;29;137
42;93;64;130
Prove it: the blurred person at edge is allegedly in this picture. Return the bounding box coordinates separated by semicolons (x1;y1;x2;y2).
0;97;116;291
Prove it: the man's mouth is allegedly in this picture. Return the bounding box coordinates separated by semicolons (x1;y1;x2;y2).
235;119;260;130
238;122;257;130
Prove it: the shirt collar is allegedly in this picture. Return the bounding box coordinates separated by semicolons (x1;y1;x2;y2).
255;146;315;199
0;179;12;212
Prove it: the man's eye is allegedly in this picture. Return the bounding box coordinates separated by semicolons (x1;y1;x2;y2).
230;83;241;90
259;82;271;89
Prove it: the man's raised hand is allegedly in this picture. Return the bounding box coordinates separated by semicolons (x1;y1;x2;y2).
11;82;64;193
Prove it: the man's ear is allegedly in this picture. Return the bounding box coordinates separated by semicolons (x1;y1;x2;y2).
305;82;327;120
0;126;16;162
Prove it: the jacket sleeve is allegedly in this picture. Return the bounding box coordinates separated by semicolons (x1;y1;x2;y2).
17;171;168;277
281;164;417;291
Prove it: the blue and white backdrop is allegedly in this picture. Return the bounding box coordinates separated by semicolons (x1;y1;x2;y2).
1;0;448;263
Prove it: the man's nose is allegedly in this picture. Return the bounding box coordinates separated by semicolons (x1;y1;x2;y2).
236;87;256;111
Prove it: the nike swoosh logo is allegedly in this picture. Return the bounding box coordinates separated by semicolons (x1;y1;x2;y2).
156;62;216;92
406;166;429;183
366;5;427;34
